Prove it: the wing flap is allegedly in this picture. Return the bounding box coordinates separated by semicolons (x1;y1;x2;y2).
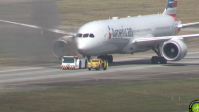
133;37;172;46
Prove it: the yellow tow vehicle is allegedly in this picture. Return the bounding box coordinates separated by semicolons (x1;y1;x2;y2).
87;58;108;70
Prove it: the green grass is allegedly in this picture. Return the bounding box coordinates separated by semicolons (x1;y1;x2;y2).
0;78;199;112
58;0;199;26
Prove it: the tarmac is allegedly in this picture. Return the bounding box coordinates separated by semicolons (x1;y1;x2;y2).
0;52;198;92
0;0;199;93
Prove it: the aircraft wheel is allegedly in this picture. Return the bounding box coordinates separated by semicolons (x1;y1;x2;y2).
107;55;113;63
160;57;167;64
151;56;159;64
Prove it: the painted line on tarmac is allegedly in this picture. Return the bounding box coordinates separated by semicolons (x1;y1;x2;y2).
0;69;61;77
0;65;160;84
8;67;199;86
1;58;199;84
0;67;46;73
0;67;87;78
147;69;199;77
187;52;199;55
0;52;198;82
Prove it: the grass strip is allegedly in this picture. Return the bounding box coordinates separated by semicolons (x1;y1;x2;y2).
0;78;199;112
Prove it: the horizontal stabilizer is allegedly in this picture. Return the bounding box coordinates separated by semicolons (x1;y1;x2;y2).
178;22;199;28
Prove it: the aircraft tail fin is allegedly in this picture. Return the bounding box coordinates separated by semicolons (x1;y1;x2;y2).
163;0;177;17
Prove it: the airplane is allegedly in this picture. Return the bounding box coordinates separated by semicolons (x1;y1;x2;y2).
0;0;199;64
194;104;199;112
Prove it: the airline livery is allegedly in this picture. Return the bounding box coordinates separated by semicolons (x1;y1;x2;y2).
0;0;199;64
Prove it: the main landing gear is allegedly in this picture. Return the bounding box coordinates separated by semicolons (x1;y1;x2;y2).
86;56;91;62
97;55;113;63
150;45;167;64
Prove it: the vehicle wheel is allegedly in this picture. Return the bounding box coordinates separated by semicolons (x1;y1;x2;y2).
79;61;82;69
151;56;159;64
102;63;104;68
103;67;107;70
98;66;101;70
88;68;91;70
160;57;167;64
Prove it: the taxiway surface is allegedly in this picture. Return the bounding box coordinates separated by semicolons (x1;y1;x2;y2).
0;52;199;92
0;0;198;92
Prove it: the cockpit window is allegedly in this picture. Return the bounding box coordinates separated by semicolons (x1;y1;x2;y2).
89;33;95;38
78;33;95;38
77;33;82;38
83;33;89;38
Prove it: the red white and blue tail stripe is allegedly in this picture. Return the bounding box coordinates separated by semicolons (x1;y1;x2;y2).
163;0;177;17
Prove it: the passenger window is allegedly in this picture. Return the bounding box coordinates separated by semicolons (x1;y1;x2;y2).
83;33;89;38
77;33;82;38
89;33;95;38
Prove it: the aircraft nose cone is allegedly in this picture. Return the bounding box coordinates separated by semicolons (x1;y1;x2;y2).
77;39;90;55
78;45;87;52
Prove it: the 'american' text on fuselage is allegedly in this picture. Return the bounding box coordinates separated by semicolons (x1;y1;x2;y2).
111;28;133;38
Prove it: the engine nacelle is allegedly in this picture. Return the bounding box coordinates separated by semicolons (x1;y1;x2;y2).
161;39;187;61
52;35;77;58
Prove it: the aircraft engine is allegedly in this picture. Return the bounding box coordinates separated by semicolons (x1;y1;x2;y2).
161;39;187;61
52;35;77;58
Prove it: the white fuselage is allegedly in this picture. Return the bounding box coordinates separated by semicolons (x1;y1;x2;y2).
77;14;180;56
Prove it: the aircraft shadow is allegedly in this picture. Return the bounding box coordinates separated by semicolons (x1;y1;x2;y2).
109;59;152;67
2;57;199;70
109;58;199;67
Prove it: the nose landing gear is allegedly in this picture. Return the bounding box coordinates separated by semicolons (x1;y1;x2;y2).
86;56;91;61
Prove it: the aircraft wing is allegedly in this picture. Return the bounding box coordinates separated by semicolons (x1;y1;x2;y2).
178;22;199;28
133;34;199;46
0;19;75;36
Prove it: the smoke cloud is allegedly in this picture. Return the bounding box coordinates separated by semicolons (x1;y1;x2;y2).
0;0;64;65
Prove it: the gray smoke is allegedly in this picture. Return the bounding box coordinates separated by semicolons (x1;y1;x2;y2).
31;0;60;29
0;0;64;65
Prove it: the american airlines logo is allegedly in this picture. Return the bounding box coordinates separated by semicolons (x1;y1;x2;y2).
111;28;134;38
